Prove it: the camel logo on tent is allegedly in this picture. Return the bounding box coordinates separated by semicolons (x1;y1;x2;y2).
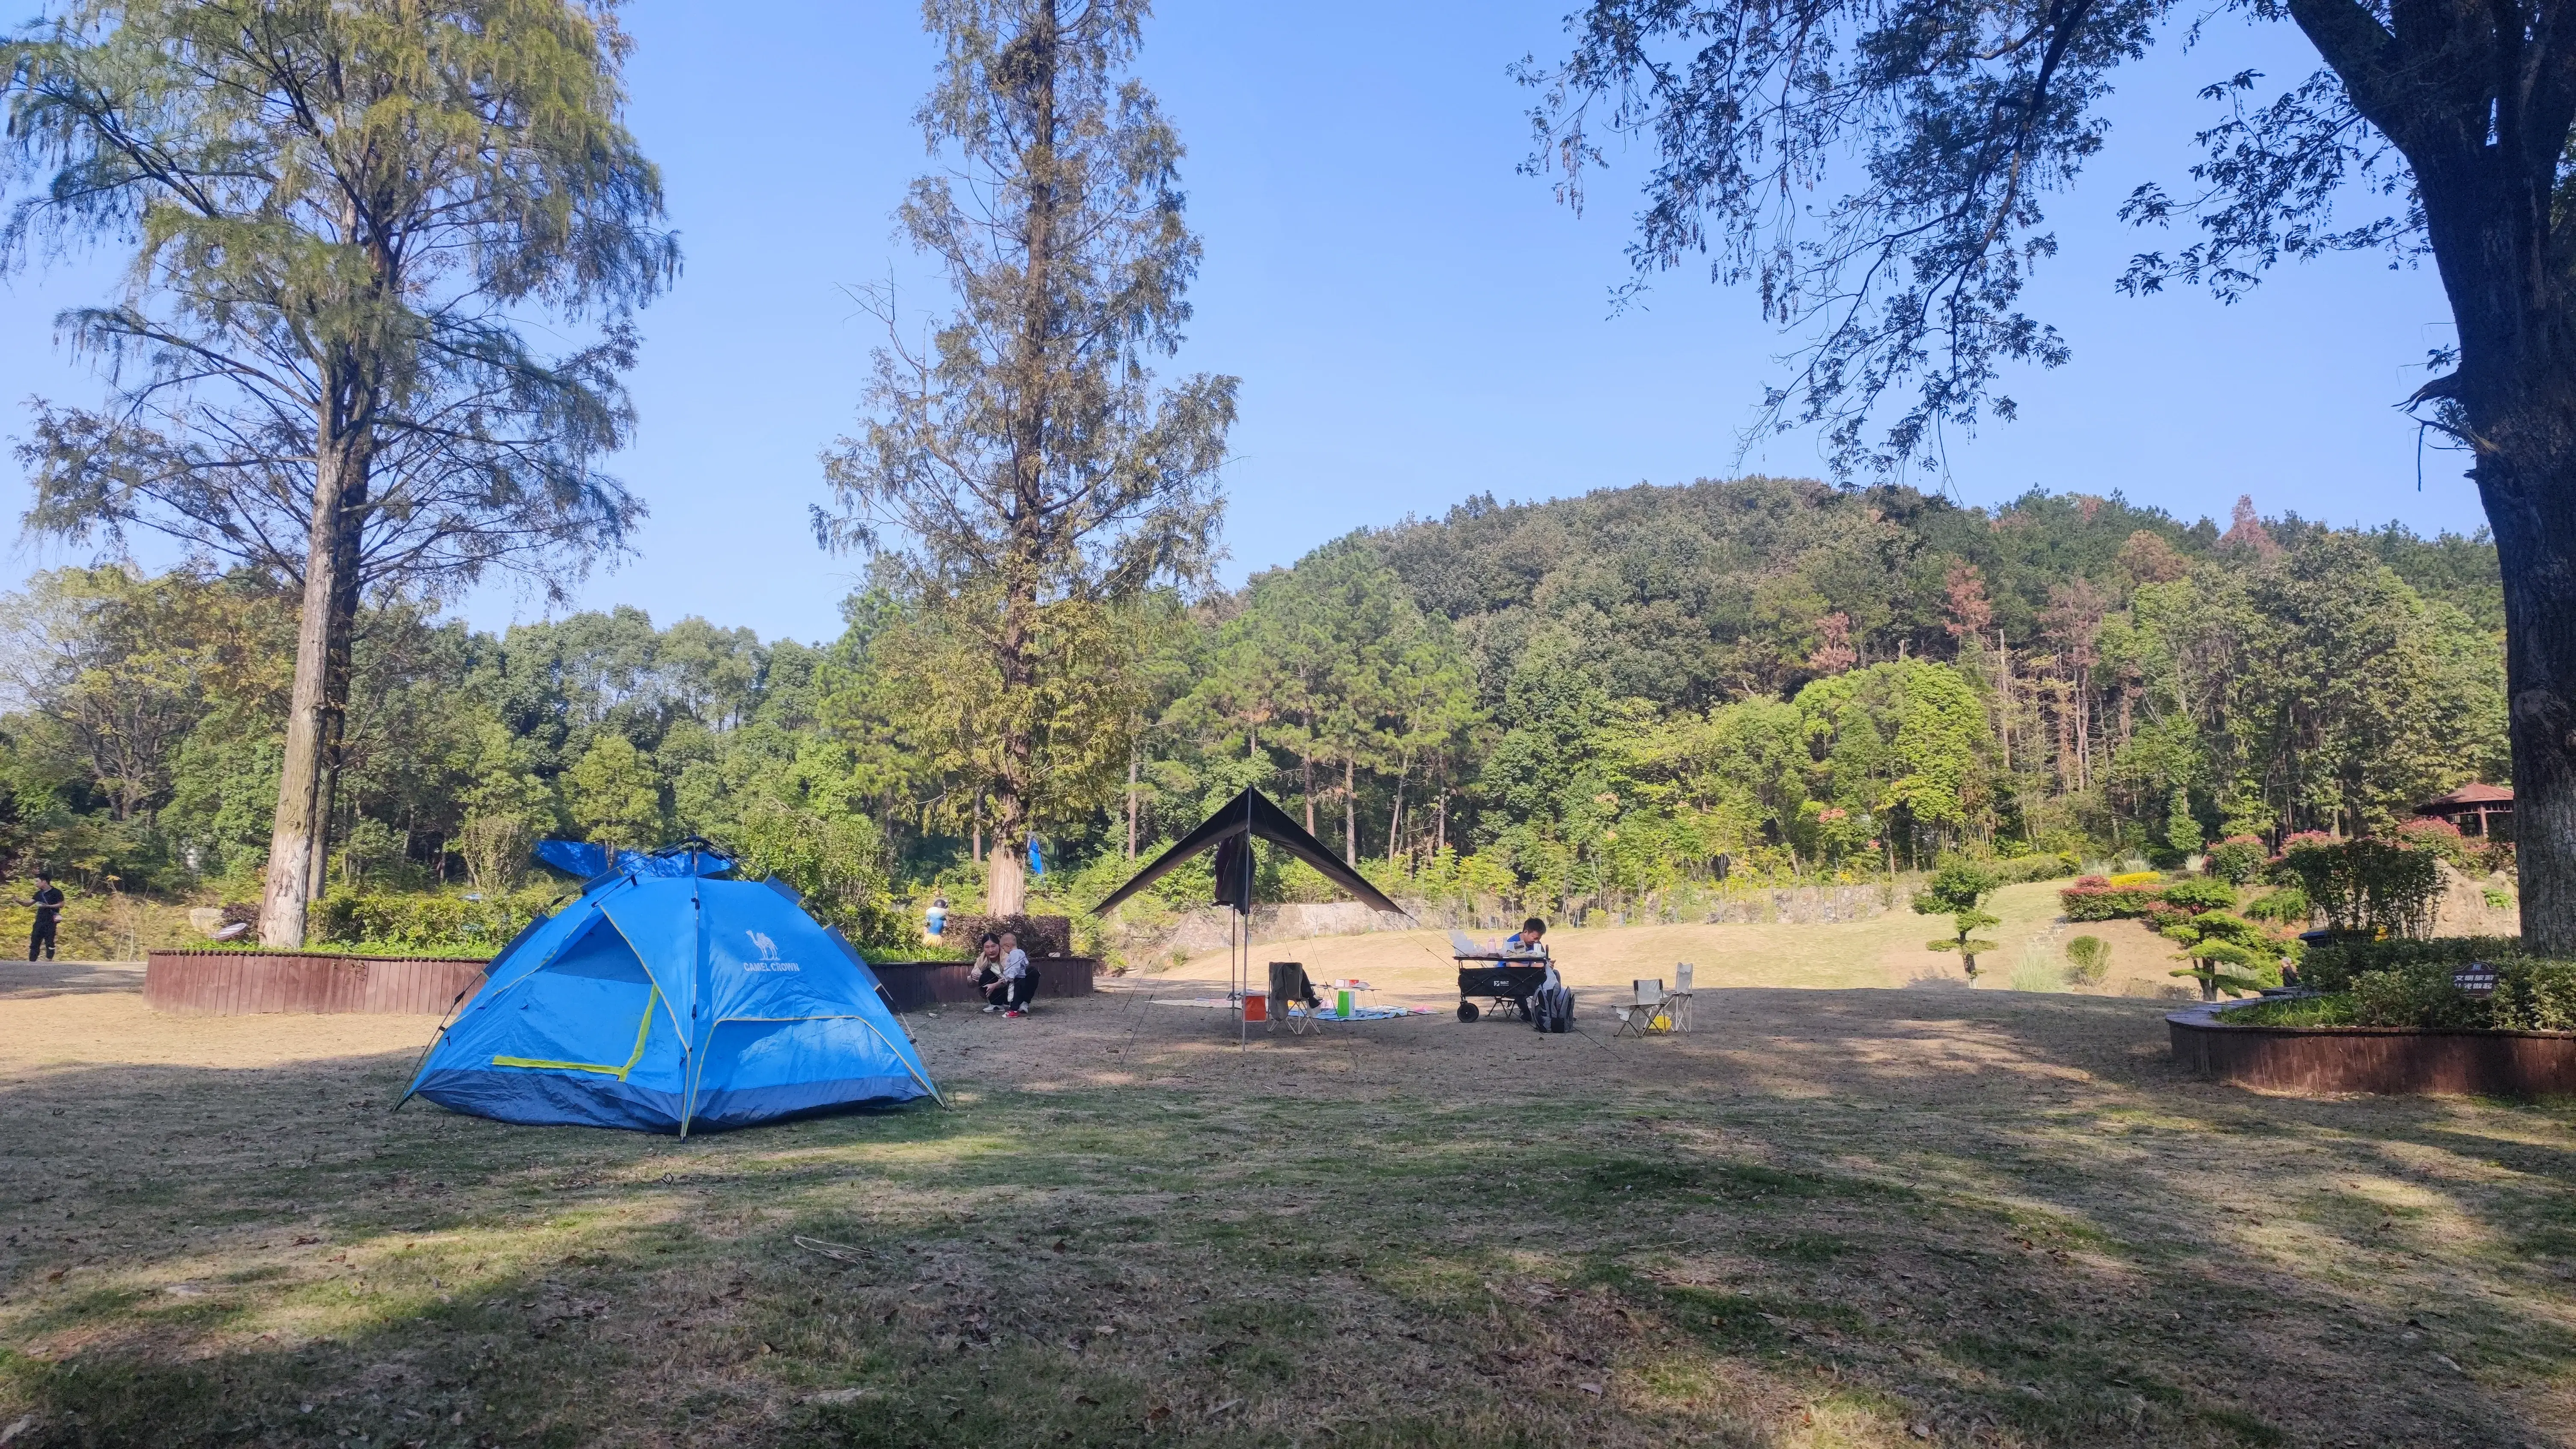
742;929;798;972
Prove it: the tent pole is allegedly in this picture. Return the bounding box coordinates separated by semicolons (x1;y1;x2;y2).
1241;791;1252;1049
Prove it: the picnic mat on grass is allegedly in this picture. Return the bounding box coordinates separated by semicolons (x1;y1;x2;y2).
1151;998;1437;1021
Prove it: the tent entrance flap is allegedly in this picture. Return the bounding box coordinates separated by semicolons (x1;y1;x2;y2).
491;985;659;1080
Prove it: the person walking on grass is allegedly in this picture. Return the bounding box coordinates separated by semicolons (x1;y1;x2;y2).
27;872;63;962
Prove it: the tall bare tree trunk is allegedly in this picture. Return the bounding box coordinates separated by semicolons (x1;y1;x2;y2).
1994;631;2011;774
260;427;367;947
989;608;1034;915
1343;754;1357;865
1387;756;1407;866
983;0;1061;923
304;542;362;901
1302;738;1315;834
1126;738;1139;859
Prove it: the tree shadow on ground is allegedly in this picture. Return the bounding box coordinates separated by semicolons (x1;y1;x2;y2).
0;987;2570;1447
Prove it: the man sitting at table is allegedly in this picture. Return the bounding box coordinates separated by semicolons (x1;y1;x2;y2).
1505;917;1550;958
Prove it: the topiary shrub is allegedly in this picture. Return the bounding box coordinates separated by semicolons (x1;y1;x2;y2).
1914;859;2000;977
2159;876;2238;912
2204;836;2270;885
2162;911;2278;1000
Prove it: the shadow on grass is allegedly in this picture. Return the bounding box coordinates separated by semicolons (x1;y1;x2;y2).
1;987;2572;1447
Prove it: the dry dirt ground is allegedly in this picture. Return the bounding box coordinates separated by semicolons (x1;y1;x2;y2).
2;941;2573;1449
1149;881;2193;1001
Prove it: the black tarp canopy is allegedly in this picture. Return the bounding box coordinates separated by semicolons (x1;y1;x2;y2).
1091;788;1404;917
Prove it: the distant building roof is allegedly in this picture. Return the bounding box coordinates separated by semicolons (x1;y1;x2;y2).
2418;783;2514;812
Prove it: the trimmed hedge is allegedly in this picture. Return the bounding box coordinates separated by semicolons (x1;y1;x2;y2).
311;886;564;955
2296;936;2521;993
2270;957;2576;1032
2060;877;2166;921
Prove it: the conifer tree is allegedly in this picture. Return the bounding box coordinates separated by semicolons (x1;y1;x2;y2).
819;0;1235;914
3;0;677;944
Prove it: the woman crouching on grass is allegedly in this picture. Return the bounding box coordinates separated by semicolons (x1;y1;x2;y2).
972;933;1009;1012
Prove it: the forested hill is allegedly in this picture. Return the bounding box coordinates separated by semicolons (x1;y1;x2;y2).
1362;476;2503;713
0;474;2512;939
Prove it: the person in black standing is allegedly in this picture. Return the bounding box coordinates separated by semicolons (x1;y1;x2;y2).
27;872;64;961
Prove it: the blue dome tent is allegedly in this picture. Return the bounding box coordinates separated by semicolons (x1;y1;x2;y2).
403;848;939;1134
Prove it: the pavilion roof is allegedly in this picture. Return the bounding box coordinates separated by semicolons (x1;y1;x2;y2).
2418;782;2514;811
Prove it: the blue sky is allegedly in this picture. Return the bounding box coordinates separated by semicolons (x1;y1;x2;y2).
0;1;2475;646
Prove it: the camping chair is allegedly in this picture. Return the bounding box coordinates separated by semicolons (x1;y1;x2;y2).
1269;961;1325;1035
1662;962;1696;1035
1613;979;1670;1038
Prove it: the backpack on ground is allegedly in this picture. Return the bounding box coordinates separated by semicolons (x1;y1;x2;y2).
1531;985;1574;1034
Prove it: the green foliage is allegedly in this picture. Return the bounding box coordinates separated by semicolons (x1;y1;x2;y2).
1985;851;2083;885
2158;876;2237;912
1925;906;2001;976
311;886;561;956
728;800;906;951
565;734;662;853
2294;936;2519;993
2242;886;2312;925
2349;969;2495;1030
0;475;2520;939
2162;911;2278;999
2058;877;2165;920
2063;934;2111;986
2204;836;2269;885
2281;834;2447;940
1913;858;1997;915
2224;994;2359;1028
814;0;1236;909
2257;957;2576;1032
2163;787;2204;859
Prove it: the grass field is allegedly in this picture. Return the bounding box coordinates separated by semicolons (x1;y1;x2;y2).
4;924;2574;1448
